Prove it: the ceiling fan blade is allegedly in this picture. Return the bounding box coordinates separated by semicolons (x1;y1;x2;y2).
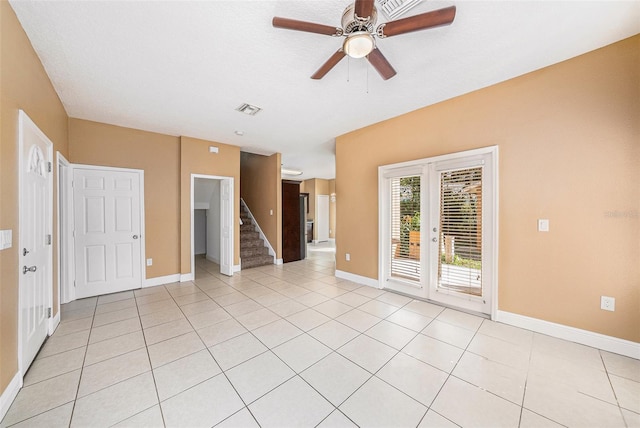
367;48;397;80
378;6;456;38
272;17;342;36
311;50;346;79
354;0;375;19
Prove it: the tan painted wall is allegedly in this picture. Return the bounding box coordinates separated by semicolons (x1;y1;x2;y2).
1;0;69;394
329;179;336;239
336;35;640;342
180;136;240;273
316;178;330;195
240;152;282;258
68;119;181;278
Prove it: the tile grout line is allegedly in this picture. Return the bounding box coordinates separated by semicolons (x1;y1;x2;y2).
67;298;98;427
131;289;167;428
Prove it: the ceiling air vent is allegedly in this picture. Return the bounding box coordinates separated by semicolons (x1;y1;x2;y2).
377;0;423;20
235;103;262;116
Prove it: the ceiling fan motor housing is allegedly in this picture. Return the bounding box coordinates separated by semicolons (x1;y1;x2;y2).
341;3;378;34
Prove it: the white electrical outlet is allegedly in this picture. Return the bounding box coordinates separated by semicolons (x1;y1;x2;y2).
600;296;615;312
146;258;153;266
345;253;350;261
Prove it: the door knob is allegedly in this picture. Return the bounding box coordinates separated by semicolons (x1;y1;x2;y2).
23;265;37;274
133;235;139;239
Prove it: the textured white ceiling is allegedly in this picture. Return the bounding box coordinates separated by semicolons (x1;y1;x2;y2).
9;1;640;180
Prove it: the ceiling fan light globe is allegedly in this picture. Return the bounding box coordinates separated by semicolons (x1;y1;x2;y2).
343;32;374;58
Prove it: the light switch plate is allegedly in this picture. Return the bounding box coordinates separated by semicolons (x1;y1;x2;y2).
0;230;12;250
538;219;549;232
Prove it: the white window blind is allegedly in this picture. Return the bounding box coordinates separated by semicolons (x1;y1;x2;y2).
438;167;483;296
389;175;421;283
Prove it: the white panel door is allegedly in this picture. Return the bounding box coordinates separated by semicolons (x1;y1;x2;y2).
317;195;330;242
74;168;143;298
19;111;53;373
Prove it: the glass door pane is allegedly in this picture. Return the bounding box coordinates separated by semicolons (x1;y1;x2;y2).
437;167;483;296
389;175;421;284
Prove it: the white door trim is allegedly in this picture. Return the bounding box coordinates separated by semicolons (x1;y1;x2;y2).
57;152;74;305
18;110;53;376
70;163;146;298
189;174;235;280
378;146;499;319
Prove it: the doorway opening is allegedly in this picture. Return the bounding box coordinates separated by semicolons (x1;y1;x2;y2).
190;174;234;278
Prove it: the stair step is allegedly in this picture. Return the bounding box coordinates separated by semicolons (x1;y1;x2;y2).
239;204;272;269
240;231;259;241
242;254;274;269
240;224;255;232
241;246;269;258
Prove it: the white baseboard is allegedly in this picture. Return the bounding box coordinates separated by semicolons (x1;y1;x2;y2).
48;311;60;335
144;274;181;288
275;258;283;265
233;264;241;273
180;273;194;282
496;310;640;359
335;270;380;289
0;371;22;422
206;254;220;264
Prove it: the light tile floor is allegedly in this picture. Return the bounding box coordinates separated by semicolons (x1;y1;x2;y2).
2;247;639;427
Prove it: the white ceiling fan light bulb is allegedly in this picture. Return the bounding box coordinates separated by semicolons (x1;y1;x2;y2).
343;32;375;58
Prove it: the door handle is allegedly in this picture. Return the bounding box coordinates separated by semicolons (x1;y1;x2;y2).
23;265;37;274
133;235;139;240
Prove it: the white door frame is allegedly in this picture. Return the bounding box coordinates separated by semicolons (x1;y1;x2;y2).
66;163;146;300
57;152;74;304
189;174;234;279
18;110;53;376
378;146;499;319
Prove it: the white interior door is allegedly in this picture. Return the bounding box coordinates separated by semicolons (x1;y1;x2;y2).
74;167;143;298
317;195;330;242
219;178;233;276
19;111;53;373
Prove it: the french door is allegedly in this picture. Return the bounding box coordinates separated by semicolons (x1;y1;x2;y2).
380;148;497;316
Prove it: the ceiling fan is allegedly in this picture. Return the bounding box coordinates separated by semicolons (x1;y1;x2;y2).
272;0;456;80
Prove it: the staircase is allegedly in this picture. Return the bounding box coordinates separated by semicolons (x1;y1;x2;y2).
240;204;274;269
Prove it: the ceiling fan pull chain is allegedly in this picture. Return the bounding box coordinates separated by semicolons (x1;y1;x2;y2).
367;60;369;94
